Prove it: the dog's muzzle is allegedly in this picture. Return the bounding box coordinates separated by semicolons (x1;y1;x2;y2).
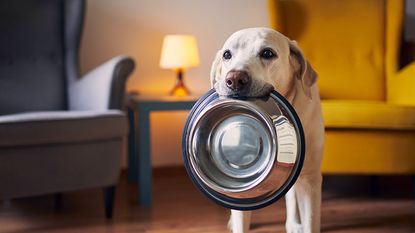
225;70;251;92
182;89;305;210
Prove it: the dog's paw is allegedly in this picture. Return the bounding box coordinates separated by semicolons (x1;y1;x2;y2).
285;222;303;233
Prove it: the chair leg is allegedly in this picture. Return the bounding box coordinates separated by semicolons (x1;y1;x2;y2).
54;193;63;211
412;176;415;201
370;175;378;197
103;186;116;219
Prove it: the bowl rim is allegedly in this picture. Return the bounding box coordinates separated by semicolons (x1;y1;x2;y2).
182;89;305;210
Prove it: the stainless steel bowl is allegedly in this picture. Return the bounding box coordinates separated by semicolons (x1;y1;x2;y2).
182;89;305;210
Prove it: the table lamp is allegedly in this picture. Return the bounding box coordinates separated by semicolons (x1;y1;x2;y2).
160;35;200;96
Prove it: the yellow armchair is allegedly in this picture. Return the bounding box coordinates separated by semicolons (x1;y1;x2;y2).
268;0;415;174
389;62;415;105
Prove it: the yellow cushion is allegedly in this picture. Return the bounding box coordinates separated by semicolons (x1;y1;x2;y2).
385;0;405;86
388;62;415;105
268;0;388;100
322;130;415;174
322;100;415;130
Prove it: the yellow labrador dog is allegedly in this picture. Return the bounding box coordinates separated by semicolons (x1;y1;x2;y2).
210;28;324;233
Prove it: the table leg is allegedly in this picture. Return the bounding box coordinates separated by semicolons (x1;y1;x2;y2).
137;106;152;207
127;108;137;182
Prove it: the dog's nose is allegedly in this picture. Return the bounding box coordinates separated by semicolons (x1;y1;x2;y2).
225;70;251;91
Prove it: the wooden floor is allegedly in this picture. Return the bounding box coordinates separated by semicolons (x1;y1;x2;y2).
0;168;414;233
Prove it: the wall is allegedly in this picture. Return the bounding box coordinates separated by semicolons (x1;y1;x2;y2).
405;0;415;41
80;0;269;167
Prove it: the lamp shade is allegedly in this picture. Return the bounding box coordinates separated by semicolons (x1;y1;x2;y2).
160;35;200;69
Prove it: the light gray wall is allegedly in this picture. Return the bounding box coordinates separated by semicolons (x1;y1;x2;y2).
80;0;269;167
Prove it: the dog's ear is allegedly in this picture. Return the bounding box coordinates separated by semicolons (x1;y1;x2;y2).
210;50;223;88
289;40;317;99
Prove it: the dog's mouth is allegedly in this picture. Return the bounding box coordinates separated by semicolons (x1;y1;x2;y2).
226;90;251;98
224;83;274;98
256;83;275;96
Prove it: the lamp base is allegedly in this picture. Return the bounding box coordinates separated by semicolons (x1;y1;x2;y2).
170;69;191;97
170;84;191;97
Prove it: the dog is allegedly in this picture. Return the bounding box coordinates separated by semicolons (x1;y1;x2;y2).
210;28;324;233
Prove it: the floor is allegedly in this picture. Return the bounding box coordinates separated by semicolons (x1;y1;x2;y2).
0;168;414;233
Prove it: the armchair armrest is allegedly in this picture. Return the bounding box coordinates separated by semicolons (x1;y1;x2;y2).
388;61;415;105
69;56;135;111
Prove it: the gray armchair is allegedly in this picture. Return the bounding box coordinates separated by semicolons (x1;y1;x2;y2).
0;0;135;218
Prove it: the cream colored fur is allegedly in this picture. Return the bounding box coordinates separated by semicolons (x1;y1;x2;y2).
210;28;324;233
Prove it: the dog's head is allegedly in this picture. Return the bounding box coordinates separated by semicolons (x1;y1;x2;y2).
210;27;317;100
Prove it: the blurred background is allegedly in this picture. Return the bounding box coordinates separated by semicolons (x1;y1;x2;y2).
80;0;270;167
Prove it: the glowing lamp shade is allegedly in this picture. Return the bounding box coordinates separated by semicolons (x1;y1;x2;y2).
159;35;200;96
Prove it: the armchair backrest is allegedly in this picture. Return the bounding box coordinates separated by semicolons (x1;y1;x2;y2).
268;0;404;101
0;0;85;115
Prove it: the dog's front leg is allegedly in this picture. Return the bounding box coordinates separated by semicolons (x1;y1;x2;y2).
285;186;303;233
228;210;251;233
295;173;322;233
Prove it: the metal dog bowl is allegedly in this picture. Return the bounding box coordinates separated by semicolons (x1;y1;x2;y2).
182;89;305;210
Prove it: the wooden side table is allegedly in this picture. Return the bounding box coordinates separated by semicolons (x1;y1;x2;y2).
127;94;199;207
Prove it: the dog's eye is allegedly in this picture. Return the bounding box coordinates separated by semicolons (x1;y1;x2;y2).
260;48;276;60
223;50;232;60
